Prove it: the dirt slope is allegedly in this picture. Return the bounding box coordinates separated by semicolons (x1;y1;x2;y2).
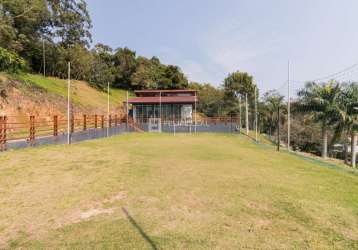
0;73;128;118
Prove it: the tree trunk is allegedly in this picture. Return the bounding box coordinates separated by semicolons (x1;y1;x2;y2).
351;133;357;168
277;106;280;152
245;93;249;135
344;142;349;165
322;126;328;159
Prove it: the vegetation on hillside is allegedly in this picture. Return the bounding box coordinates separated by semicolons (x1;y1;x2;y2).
259;81;358;168
0;72;130;116
0;0;188;90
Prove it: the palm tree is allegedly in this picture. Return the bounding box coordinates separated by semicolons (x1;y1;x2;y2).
297;81;342;159
336;83;358;167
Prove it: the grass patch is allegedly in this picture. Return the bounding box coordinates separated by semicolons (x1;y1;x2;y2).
13;73;132;110
0;133;357;249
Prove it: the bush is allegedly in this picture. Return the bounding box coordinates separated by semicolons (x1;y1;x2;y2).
0;48;27;73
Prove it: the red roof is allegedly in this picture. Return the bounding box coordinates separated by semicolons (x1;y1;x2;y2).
127;96;197;104
134;89;196;94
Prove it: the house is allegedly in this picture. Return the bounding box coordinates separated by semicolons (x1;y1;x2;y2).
126;89;198;124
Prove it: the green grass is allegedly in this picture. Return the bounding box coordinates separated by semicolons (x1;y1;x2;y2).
0;133;357;249
13;73;131;110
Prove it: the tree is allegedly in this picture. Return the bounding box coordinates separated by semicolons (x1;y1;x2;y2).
158;65;188;89
189;82;225;116
261;90;285;143
113;47;137;89
88;43;115;89
0;0;200;94
0;0;51;65
337;83;358;167
297;81;342;159
48;0;92;47
130;56;159;89
0;0;93;75
224;71;255;96
0;47;27;72
223;71;256;114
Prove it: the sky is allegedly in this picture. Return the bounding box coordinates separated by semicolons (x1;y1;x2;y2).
86;0;358;95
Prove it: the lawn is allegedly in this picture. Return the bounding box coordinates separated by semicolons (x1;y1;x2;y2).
0;133;357;249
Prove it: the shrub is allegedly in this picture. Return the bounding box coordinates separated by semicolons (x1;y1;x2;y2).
0;48;27;73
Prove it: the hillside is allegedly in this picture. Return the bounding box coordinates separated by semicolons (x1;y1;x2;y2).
0;73;130;117
0;133;357;249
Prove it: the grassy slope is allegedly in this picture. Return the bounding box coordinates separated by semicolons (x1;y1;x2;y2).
14;73;130;111
0;133;357;249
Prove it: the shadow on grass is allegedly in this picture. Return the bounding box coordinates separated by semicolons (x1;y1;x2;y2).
122;207;158;250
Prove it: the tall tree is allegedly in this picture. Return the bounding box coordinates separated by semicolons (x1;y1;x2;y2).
158;65;188;89
261;90;285;141
48;0;92;48
337;83;358;167
0;0;51;68
89;43;115;89
223;71;256;114
297;81;342;159
113;47;137;89
189;82;225;116
130;56;159;89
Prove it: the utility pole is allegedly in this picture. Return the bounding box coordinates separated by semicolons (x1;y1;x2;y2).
255;87;258;142
277;105;280;152
287;60;291;151
107;82;110;137
245;93;249;135
67;62;71;144
43;39;46;77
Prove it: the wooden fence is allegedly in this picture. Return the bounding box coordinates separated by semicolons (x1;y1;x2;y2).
0;114;126;151
0;114;241;151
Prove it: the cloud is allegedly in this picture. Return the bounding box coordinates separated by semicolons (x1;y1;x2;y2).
181;61;216;84
197;18;281;74
185;16;285;89
155;16;282;87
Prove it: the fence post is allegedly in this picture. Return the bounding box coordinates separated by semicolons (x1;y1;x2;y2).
83;114;87;131
109;115;112;128
115;115;118;127
0;116;2;151
230;114;233;132
94;114;98;128
0;116;7;151
101;115;104;128
53;115;58;136
29;116;35;146
71;115;74;133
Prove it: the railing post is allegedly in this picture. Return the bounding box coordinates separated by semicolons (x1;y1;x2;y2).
53;115;58;136
83;114;87;131
0;116;7;151
94;114;98;128
71;115;74;133
101;115;104;128
109;115;112;128
29;116;35;146
114;115;118;127
0;116;3;151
